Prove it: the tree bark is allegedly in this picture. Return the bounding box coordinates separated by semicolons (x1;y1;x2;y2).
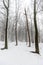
34;0;39;54
5;9;8;49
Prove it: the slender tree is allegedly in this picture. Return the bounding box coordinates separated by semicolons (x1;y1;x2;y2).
15;18;18;46
24;9;31;47
15;0;20;45
15;0;18;46
1;0;10;49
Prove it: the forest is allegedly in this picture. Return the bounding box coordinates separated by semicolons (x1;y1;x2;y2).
0;0;43;65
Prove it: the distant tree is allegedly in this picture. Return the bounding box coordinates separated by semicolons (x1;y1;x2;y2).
15;0;18;46
15;0;20;45
27;7;34;43
24;8;31;47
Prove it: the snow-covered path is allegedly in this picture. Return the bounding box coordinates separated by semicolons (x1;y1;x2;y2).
0;41;43;65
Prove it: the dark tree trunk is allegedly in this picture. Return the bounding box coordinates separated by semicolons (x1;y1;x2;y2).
1;0;9;50
5;10;8;49
34;0;39;54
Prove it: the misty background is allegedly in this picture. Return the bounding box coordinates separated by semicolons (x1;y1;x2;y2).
0;0;43;43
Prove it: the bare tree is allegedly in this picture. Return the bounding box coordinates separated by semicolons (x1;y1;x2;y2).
33;0;39;54
15;0;18;46
1;0;10;49
33;0;43;54
30;0;43;54
24;8;31;47
15;0;20;45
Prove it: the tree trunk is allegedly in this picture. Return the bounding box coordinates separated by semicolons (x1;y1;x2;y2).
5;12;8;49
1;0;9;50
15;0;18;46
15;21;18;46
25;9;31;47
34;0;39;54
27;19;31;47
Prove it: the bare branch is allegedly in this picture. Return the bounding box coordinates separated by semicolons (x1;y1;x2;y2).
3;0;8;9
0;11;6;16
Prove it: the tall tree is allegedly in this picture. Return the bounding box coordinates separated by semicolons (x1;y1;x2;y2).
24;9;31;47
1;0;10;49
15;0;20;45
15;0;18;46
34;0;39;54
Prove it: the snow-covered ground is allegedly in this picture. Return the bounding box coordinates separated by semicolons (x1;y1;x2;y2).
0;41;43;65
